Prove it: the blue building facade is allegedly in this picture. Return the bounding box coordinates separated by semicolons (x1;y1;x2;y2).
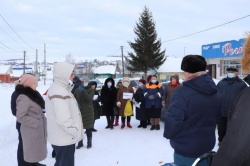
201;38;246;79
202;38;245;58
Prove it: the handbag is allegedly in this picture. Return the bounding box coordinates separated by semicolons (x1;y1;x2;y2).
124;100;133;116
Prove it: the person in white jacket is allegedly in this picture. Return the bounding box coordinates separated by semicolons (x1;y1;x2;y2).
45;62;83;166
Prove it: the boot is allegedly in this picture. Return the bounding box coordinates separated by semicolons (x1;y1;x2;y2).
76;140;83;149
150;125;155;130
155;125;160;130
87;137;92;149
137;121;142;128
127;122;132;128
121;122;125;129
51;149;56;158
114;117;119;126
92;128;97;132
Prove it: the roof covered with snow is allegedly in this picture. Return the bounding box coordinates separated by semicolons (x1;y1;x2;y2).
0;65;12;74
157;57;183;73
93;65;116;74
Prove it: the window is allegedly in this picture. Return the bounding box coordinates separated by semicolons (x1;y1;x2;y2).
221;59;242;76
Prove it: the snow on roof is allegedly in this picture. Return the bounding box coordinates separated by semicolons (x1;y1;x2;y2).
11;69;33;77
0;65;12;74
157;57;183;73
93;65;116;74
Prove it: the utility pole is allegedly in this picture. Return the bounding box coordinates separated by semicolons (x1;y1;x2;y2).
35;49;38;78
23;51;26;74
44;44;46;85
121;46;124;77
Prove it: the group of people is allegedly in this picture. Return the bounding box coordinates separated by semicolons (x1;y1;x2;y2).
11;36;250;166
11;60;181;166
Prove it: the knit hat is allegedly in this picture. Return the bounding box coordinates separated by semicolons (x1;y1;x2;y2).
139;79;146;85
122;77;130;83
181;55;207;73
20;74;37;87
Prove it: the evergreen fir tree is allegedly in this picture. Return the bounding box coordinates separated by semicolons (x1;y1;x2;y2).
127;6;166;78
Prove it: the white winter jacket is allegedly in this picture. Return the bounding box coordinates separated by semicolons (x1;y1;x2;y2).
45;62;83;146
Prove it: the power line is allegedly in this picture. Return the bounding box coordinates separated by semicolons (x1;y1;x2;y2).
0;41;22;53
0;14;35;50
162;14;250;43
0;26;27;50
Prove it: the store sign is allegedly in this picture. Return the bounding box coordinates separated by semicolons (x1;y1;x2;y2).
202;38;246;58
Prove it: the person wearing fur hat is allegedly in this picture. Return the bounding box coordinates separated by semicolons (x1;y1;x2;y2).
74;76;94;149
163;55;221;166
162;74;182;110
144;75;164;130
134;79;147;128
46;62;83;166
216;66;247;144
211;35;250;166
117;77;134;129
15;74;47;166
100;78;117;129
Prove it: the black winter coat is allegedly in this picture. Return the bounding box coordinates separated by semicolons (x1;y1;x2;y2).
11;89;20;129
217;76;247;117
93;90;101;120
100;78;117;116
134;86;147;120
211;87;250;166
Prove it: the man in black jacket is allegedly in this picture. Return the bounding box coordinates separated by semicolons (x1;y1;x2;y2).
217;66;247;143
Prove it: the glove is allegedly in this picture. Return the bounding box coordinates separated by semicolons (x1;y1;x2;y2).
117;101;121;107
157;92;161;98
148;95;155;100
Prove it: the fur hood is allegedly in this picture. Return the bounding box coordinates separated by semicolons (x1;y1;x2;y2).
15;84;45;109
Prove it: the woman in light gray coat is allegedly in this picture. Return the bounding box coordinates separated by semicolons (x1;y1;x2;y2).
16;74;47;165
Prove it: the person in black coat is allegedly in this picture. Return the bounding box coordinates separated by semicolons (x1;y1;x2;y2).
100;78;117;129
89;81;101;132
217;66;247;143
71;76;81;94
134;79;147;128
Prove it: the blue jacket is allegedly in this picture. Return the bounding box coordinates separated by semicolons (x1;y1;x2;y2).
217;76;247;117
144;83;164;109
164;74;221;158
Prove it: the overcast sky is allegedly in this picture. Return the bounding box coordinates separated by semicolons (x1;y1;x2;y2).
0;0;249;62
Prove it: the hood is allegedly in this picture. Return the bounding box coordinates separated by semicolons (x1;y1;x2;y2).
53;62;75;86
170;74;179;83
183;74;217;95
104;78;115;88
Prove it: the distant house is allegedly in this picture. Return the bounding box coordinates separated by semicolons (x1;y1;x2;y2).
157;57;184;82
92;65;119;78
0;65;12;83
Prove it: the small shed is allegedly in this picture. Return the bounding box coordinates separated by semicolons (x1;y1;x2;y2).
0;65;12;83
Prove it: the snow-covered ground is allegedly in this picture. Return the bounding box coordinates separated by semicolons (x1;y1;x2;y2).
0;78;219;166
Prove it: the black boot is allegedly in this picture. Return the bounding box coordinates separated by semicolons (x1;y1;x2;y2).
150;125;155;130
76;140;83;149
87;137;92;149
52;149;56;158
155;125;160;130
137;121;142;128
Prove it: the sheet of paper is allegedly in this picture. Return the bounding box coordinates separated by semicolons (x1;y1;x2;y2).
93;95;98;100
123;92;133;99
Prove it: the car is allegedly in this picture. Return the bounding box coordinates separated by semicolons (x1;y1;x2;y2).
89;79;103;91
